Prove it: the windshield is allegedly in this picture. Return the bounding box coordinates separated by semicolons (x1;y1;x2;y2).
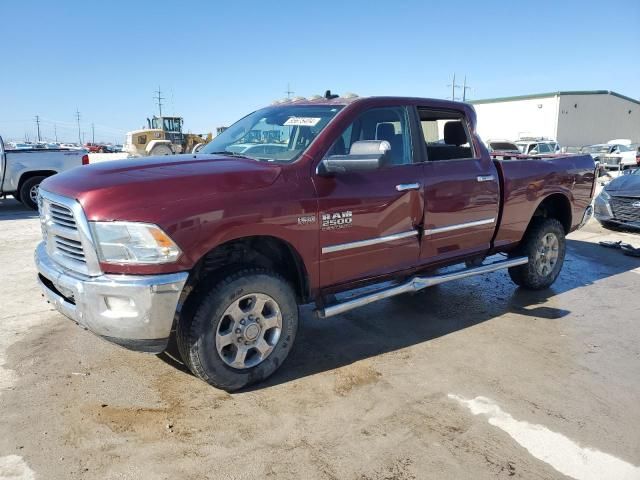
581;145;610;154
200;105;343;162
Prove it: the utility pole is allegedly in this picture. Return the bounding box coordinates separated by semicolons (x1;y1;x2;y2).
91;123;95;144
154;86;164;117
35;115;41;142
54;123;58;142
447;73;462;101
285;83;294;99
462;76;472;102
75;109;82;144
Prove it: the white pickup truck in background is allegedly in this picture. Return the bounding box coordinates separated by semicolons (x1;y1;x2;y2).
598;140;640;171
0;135;89;209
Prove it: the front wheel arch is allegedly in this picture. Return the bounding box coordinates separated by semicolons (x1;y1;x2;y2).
186;235;311;304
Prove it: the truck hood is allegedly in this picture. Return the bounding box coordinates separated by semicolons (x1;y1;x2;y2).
605;173;640;197
42;154;283;220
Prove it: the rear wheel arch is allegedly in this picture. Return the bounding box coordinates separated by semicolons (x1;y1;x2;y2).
17;170;57;194
529;193;572;234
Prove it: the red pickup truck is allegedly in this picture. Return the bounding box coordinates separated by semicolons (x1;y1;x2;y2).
35;95;595;390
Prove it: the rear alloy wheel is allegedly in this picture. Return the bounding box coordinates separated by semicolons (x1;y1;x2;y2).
508;218;566;289
177;269;298;391
19;176;46;210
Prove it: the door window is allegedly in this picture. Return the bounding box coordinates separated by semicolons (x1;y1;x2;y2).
327;106;413;166
417;108;474;161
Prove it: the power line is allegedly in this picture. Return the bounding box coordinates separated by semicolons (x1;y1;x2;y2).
154;86;164;117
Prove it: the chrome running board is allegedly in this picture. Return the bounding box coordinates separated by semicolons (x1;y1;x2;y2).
317;256;528;318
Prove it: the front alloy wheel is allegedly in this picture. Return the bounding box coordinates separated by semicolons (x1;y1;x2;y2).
177;268;298;391
215;293;283;369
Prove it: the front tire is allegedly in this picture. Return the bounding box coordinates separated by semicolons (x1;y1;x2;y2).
508;218;566;290
177;269;298;391
19;176;46;210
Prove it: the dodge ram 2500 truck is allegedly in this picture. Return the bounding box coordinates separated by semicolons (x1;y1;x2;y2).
34;95;596;391
0;135;89;209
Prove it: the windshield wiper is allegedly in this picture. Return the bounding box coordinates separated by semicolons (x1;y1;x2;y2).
208;151;251;158
208;151;275;162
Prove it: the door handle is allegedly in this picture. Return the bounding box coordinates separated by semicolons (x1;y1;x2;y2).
396;182;421;192
477;175;495;182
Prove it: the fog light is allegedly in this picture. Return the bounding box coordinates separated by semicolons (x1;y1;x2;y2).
103;296;137;318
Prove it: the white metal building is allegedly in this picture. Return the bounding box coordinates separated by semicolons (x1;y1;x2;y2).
470;90;640;147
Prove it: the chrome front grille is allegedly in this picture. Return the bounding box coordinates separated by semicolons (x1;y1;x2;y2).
602;156;622;166
49;203;77;230
38;190;101;276
53;235;86;263
610;196;640;225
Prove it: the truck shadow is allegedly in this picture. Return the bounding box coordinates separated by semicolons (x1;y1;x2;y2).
0;197;39;219
160;237;639;390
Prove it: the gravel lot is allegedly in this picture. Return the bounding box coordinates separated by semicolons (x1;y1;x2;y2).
0;196;639;480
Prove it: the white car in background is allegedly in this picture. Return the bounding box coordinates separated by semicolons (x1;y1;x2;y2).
59;143;85;150
516;139;561;156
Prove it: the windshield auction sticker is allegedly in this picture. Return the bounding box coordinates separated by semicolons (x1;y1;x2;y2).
284;117;321;127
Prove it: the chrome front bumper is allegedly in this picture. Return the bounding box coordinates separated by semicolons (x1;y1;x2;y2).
34;242;188;353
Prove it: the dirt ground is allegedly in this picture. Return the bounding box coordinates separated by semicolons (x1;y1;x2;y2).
1;196;639;480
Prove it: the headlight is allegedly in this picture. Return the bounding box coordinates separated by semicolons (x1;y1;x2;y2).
599;190;610;201
90;221;182;264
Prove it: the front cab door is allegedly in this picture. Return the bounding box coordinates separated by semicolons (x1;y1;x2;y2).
313;105;424;288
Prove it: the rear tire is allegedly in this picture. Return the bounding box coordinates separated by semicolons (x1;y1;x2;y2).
177;268;298;391
508;218;566;290
19;176;46;210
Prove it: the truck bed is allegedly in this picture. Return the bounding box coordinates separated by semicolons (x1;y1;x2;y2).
493;154;596;248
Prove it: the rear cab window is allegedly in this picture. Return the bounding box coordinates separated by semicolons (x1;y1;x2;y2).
417;108;475;161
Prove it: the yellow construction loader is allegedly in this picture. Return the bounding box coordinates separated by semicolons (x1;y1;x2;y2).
124;116;211;156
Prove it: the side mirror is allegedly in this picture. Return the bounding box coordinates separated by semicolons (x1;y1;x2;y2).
318;140;391;175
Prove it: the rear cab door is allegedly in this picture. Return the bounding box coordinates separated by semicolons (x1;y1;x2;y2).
312;103;425;287
416;105;500;264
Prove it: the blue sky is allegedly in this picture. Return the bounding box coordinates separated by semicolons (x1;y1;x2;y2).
1;0;639;143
